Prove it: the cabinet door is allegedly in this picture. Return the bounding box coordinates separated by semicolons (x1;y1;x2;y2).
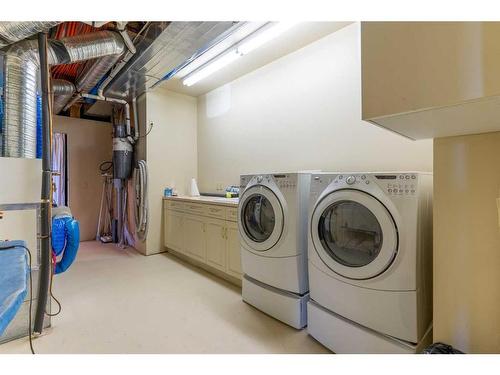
205;218;227;272
183;214;206;262
165;209;184;252
225;221;242;279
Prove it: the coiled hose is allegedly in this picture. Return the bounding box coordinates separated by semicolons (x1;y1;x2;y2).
134;160;148;241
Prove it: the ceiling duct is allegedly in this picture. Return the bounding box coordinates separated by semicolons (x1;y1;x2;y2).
103;21;241;100
52;79;76;114
0;22;61;48
76;54;123;94
2;30;125;158
59;31;127;111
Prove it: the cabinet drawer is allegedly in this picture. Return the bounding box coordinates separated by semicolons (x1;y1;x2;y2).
206;205;226;219
166;200;186;212
184;203;207;216
226;207;238;222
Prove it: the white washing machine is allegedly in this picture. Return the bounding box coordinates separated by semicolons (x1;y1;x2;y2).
306;172;433;353
239;173;311;329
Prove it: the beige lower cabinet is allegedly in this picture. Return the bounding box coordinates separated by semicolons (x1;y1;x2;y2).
163;199;242;282
205;217;227;272
183;214;207;262
225;222;242;278
164;208;184;252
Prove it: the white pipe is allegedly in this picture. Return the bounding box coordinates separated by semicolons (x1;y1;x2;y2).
81;93;133;142
132;97;139;140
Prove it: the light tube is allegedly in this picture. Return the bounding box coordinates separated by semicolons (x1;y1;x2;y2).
183;22;298;87
183;50;240;87
238;22;298;55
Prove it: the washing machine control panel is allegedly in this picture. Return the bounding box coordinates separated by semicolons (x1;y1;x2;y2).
375;173;418;196
240;174;297;190
274;174;297;189
333;174;369;187
312;173;419;197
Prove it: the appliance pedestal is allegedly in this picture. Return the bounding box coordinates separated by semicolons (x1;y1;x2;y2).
307;300;432;354
242;275;308;329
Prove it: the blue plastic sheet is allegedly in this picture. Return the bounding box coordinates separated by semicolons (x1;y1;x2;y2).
55;219;80;274
52;217;67;256
51;216;80;274
0;240;29;336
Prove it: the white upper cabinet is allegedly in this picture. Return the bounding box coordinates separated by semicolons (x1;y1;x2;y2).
361;22;500;139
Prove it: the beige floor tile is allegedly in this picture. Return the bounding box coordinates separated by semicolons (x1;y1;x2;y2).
0;241;330;354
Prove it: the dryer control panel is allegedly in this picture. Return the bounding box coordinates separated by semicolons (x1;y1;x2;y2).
240;174;298;190
374;173;418;196
273;174;297;189
332;173;418;196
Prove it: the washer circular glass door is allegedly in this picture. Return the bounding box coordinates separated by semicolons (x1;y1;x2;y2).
239;185;284;252
311;189;398;280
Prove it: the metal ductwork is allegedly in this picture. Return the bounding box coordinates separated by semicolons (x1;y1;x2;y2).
2;30;125;158
0;22;61;48
74;31;126;94
52;79;75;114
54;31;126;113
103;22;240;100
57;31;124;62
76;54;122;94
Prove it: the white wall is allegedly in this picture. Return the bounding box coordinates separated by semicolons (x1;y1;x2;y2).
0;157;41;258
142;88;197;255
0;157;42;204
197;23;433;193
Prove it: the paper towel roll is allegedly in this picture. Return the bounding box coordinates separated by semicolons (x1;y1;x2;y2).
190;178;200;197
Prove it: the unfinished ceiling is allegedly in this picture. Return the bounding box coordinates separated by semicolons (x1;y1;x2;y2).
159;22;353;97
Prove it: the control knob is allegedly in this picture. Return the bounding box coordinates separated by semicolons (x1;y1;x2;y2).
346;175;356;185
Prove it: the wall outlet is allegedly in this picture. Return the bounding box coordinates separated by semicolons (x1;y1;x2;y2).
216;183;224;191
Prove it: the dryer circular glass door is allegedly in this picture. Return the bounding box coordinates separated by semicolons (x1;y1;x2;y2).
239;185;284;252
311;189;398;280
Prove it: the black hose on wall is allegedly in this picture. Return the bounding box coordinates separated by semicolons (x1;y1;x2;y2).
34;31;52;334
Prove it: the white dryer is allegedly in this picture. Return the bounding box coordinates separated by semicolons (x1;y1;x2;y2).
306;172;433;353
239;173;311;329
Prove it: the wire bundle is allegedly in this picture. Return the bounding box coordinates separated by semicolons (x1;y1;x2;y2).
423;342;464;354
134;160;149;242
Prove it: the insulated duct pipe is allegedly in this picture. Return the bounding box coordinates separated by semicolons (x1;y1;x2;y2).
62;28;136;112
0;22;60;48
34;31;52;335
92;23;147;102
54;31;126;113
52;79;75;114
74;31;127;93
56;31;127;112
2;30;125;157
75;54;123;94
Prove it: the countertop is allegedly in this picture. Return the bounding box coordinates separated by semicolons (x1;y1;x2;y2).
163;195;239;207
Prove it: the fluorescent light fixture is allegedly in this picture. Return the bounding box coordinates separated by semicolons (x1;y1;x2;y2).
183;50;240;87
237;22;297;55
183;22;298;87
